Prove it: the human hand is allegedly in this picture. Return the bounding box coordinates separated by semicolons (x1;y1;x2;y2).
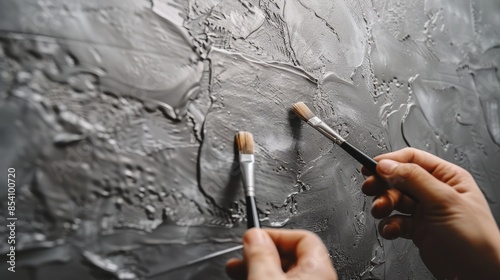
225;228;337;280
362;147;500;279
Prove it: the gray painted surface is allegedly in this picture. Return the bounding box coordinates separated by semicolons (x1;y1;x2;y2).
0;0;499;279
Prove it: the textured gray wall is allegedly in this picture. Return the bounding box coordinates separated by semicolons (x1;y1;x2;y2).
0;0;499;279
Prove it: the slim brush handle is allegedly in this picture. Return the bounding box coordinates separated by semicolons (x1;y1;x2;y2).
340;141;418;201
339;141;378;174
246;196;260;228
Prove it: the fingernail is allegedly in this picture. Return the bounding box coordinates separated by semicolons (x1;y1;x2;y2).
382;224;390;235
378;159;399;175
244;228;266;245
371;198;380;210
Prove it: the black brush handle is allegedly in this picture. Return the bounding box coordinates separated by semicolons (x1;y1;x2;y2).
340;141;418;201
246;196;260;228
340;141;377;174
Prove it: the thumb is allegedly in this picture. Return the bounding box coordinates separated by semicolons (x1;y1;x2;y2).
377;159;451;203
243;228;284;280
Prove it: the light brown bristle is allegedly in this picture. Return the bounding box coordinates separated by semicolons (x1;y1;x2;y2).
292;102;315;121
236;131;254;154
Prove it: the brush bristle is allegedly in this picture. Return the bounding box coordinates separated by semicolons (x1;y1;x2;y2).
236;131;254;154
292;102;315;121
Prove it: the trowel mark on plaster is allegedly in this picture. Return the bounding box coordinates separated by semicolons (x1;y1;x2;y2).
2;0;207;120
249;0;301;64
181;0;266;52
295;0;340;41
283;0;366;79
265;165;313;226
207;2;265;39
1;39;201;152
184;0;334;74
210;48;318;83
370;3;499;146
424;0;500;51
0;31;234;232
401;104;450;156
10;93;209;224
472;68;500;146
2;33;204;120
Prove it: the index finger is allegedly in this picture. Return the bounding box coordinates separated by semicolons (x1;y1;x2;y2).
363;148;446;177
264;229;337;279
374;148;461;183
263;229;329;260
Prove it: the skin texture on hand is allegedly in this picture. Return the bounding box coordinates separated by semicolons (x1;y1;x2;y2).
361;148;500;279
225;228;337;280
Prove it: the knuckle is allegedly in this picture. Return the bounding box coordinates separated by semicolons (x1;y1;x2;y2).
397;163;420;179
400;147;418;158
247;248;275;261
453;166;474;181
400;147;416;154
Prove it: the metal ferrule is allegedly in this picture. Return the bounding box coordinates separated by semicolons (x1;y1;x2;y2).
239;154;255;197
307;116;346;145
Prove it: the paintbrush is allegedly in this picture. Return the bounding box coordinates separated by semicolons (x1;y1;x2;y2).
292;102;378;174
236;131;261;228
146;132;261;277
147;244;243;277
